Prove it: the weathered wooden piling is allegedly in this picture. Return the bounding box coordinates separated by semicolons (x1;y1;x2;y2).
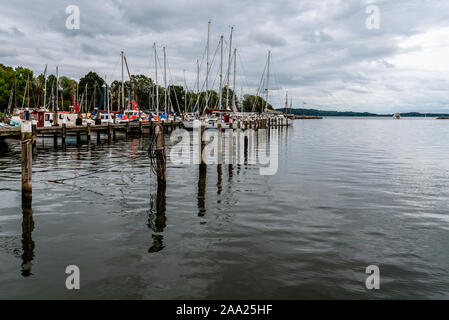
21;198;34;277
62;123;67;145
31;123;37;155
126;121;130;138
21;116;32;201
87;123;91;141
198;118;207;217
107;122;112;142
200;119;206;165
154;124;166;186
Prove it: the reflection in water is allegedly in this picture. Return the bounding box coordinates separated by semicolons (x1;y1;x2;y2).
21;199;35;277
197;163;207;217
0;140;11;157
217;164;222;202
148;182;166;253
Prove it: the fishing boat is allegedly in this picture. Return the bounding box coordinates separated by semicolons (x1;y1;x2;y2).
393;113;401;119
117;101;150;123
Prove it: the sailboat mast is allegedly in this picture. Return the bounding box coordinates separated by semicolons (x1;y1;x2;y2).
56;66;59;111
226;26;233;110
121;51;124;111
265;51;270;111
232;48;237;112
27;76;30;109
219;35;224;109
43;64;47;109
164;46;167;114
285;91;288;114
183;69;187;113
196;59;199;95
205;20;211;111
154;43;159;117
14;74;17;110
85;83;88;114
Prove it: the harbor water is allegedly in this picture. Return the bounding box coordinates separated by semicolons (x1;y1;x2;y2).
1;118;449;299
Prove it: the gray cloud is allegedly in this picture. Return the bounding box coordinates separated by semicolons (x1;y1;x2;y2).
1;0;449;113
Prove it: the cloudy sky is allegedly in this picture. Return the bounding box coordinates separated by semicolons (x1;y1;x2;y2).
1;0;449;113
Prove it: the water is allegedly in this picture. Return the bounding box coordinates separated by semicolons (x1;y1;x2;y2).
1;118;449;299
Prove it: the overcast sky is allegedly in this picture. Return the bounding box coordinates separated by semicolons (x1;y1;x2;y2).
1;0;449;112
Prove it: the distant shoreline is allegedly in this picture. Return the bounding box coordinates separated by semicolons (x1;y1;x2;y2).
277;108;449;118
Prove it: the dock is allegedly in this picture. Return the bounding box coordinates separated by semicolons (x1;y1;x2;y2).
0;121;183;140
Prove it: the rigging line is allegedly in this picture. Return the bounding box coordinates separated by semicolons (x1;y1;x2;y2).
191;39;221;113
236;52;252;94
251;58;268;112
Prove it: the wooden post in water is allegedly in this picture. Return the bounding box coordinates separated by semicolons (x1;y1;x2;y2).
200;118;206;165
107;122;112;142
87;123;91;141
198;118;207;217
155;124;166;186
31;123;37;155
62;123;67;145
126;121;130;139
21;113;32;201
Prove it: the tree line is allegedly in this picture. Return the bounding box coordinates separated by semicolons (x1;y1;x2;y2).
0;64;273;114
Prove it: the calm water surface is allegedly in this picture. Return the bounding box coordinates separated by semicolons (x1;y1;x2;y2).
1;118;449;299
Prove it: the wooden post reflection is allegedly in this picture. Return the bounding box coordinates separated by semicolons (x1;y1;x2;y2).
198;163;207;217
148;181;166;253
21;198;34;277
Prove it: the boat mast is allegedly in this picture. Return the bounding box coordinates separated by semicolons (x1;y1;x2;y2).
121;51;124;111
232;48;237;112
284;91;288;114
27;76;30;109
205;20;211;112
183;69;187;113
154;43;159;117
7;83;13;114
85;83;88;114
14;74;17;111
43;64;47;109
163;46;167;114
56;66;59;111
106;75;110;115
265;51;270;111
219;35;224;109
226;26;233;110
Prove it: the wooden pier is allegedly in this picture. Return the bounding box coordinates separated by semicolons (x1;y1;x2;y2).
0;121;183;140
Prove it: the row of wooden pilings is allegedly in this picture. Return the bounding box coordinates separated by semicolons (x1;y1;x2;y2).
21;114;287;202
21;112;182;202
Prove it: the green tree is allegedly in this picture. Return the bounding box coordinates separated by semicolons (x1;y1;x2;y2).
79;71;105;111
0;64;15;112
242;94;272;112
